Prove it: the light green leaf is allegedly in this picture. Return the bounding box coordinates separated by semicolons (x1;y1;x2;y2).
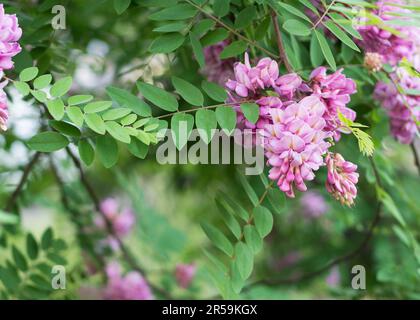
68;95;94;106
244;225;262;253
50;76;73;98
172;76;204;106
127;139;149;159
253;205;273;237
14;81;30;96
33;74;52;89
201;222;233;256
314;29;336;70
171;113;194;150
66;106;84;127
106;86;151;117
234;242;253;279
196;109;217;144
271;1;312;23
19;67;39;82
219;41;248;59
149;33;185;53
310;32;324;67
46;99;65;120
215;106;236;135
96;135;118;168
202;81;227;102
0;210;19;225
120;114;137;126
323;20;360;51
113;0;131;14
84;101;113;113
283;19;311;36
103;108;132;121
137;81;178;112
105;121;131;144
31;90;47;103
27;132;69;152
240;103;259;124
85;113;106;134
238;173;259;206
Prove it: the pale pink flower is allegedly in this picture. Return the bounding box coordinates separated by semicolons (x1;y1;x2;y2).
274;73;303;100
300;191;329;218
325;153;359;206
262;96;330;197
96;198;136;238
175;263;196;289
0;4;22;71
326;266;340;287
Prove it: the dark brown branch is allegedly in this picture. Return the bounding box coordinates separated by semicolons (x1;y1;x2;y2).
65;147;171;299
271;9;293;73
410;143;420;175
4;152;42;212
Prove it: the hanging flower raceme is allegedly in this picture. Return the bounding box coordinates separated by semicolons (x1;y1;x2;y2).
356;0;420;66
262;96;331;198
374;67;420;144
175;263;196;289
325;153;359;206
201;41;235;86
0;4;22;71
103;262;153;300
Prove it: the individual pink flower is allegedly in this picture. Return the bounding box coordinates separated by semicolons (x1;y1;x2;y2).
300;191;329;218
103;261;153;300
175;263;196;289
226;53;278;97
201;41;235;86
356;0;420;65
326;266;340;287
374;67;420;144
325;153;359;206
262;96;331;198
0;4;22;71
310;67;357;140
0;78;9;131
274;73;303;101
96;198;136;238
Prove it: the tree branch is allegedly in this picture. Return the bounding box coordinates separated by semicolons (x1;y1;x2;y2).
4;152;42;212
270;10;293;73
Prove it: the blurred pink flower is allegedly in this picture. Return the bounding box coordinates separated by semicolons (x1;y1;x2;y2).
0;78;9;131
202;41;234;86
325;153;359;206
262;96;330;198
326;266;340;287
96;198;136;238
300;191;329;218
274;251;302;271
175;263;196;289
103;261;153;300
0;4;22;71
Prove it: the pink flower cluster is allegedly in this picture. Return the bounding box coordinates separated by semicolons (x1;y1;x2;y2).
103;261;153;300
374;67;420;144
356;0;420;66
175;263;196;289
0;4;22;131
223;54;359;204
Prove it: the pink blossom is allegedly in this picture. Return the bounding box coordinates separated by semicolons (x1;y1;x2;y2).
310;67;357;140
300;191;329;218
175;263;196;289
202;41;234;86
374;67;420;144
326;266;340;287
274;73;303;101
325;153;359;206
0;78;8;131
96;198;136;238
103;262;153;300
274;251;302;271
356;0;420;65
0;4;22;71
262;96;330;198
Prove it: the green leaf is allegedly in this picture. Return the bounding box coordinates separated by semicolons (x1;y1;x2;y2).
85;113;106;134
234;242;253;279
253;205;273;237
46;98;65;120
113;0;131;14
328;12;363;40
201;222;233;256
102;108;132;121
0;210;19;225
27;132;69;152
31;90;47;103
196;109;217;144
84;101;113;113
172;76;204;106
244;225;262;253
171;113;194;150
26;234;39;260
310;32;324;67
240;103;259;124
192;19;215;36
41;228;53;250
127;139;149;159
14;81;30;96
379;188;406;227
120;114;137;126
66;106;84;127
105;121;131;143
234;6;256;29
106;86;151;117
19;67;39;82
137;81;178;112
137;130;151;145
202;81;227;102
190;32;205;68
215;106;236;135
96;135;119;168
215;198;241;239
323;20;360;52
33;74;52;90
78;140;95;166
50;76;73;97
68;95;94;106
149;33;185;53
49;120;81;137
314;29;336;70
201;28;229;46
283;19;311;36
271;1;312;23
149;4;196;20
153;22;187;33
220;41;248;59
214;0;230;17
238;174;259;207
255;17;271;41
12;246;28;272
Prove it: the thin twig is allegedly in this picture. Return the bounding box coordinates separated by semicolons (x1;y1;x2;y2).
270;9;293;73
4;152;42;212
312;0;336;29
410;143;420;175
65;147;172;299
